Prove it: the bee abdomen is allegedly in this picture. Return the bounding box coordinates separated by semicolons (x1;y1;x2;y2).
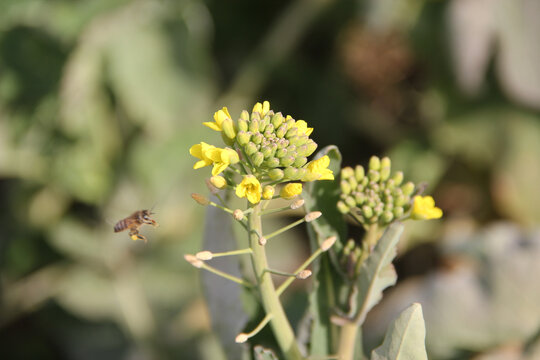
114;220;126;232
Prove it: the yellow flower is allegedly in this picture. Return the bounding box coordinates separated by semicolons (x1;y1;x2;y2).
236;175;262;204
280;183;303;199
295;120;313;136
203;107;231;131
206;147;240;176
262;185;275;200
189;142;216;170
411;196;443;220
252;101;270;117
303;155;334;181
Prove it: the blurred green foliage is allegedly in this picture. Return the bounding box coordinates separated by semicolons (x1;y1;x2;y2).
1;0;540;359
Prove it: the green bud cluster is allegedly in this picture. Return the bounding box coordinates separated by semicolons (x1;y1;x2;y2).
337;156;417;227
235;108;318;181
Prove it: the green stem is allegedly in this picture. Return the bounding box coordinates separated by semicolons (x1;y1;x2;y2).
337;322;360;360
248;203;304;360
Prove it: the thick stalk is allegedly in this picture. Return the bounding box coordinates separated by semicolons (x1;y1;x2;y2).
248;203;304;360
337;322;359;360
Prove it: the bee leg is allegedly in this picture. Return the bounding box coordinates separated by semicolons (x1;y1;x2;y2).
143;219;159;227
129;229;147;243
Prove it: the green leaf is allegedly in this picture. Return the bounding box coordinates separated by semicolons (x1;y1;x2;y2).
303;145;346;356
356;223;403;324
371;303;428;360
254;345;279;360
201;195;249;360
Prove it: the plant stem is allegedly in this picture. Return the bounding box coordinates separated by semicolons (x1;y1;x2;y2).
336;322;359;360
248;203;304;360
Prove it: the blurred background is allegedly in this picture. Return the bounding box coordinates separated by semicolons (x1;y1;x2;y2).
1;0;540;359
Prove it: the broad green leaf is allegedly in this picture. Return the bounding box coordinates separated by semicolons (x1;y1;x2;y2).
371;303;427;360
201;195;249;360
254;345;279;360
303;145;346;356
356;223;403;324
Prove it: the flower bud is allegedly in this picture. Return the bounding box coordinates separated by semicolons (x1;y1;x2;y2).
290;199;305;209
355;165;365;182
264;157;280;168
268;168;284;181
305;211;322;222
191;193;209;206
221;118;236;140
276;147;287;158
296;144;308;157
368;169;380;182
237;118;248;132
280;155;295;167
281;183;303;199
240;110;250;121
276;124;288;138
295;168;307;180
341;167;354;180
345;196;356;208
381;211;394;224
305;140;317;156
362;205;373;219
251;132;263;144
354;192;365;205
252;152;264;167
393;206;404;218
249;119;259;133
262;185;275;200
210;175;227;189
196;251;213;260
271;113;284;128
402;181;415;196
321;236;337;251
237;131;250;146
369;156;381;171
293;156;307;167
380;166;391;181
340;180;352;195
297;269;312;279
337;200;350;214
184;254;204;268
392;171;404;186
261;145;273;159
381;156;391;169
245;142;258;155
285;126;298;138
233;209;244;221
395;194;407;207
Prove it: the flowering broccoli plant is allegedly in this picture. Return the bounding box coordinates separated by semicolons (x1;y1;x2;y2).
186;101;442;360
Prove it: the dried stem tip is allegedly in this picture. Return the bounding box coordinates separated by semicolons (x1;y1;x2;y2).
235;333;249;343
196;251;213;260
321;236;337;251
296;269;312;279
191;193;210;206
304;211;322;222
184;254;204;268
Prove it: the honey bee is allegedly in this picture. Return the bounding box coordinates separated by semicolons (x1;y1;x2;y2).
114;210;158;242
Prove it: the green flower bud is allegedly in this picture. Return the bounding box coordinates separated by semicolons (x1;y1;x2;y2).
295;168;307;180
381;211;394;224
393;206;404;218
337;201;350;214
305;140;317;156
362;177;369;186
348;176;358;190
249;119;260;133
286;144;297;153
340;180;352;195
345;196;357;208
280;155;295;167
386;179;396;190
296;144;308;157
355;165;365;182
294;156;307;167
259;115;270;132
238;118;249;132
292;135;307;147
245;142;258;156
369;156;381;171
251;132;263;144
277;138;289;149
264;157;280;168
268;168;284;181
285;126;298;138
264;124;275;136
221;118;236;140
394;194;407;207
362;205;373;219
380;166;391;181
240;110;250;121
341;167;354;180
276;147;287;158
368;169;380;182
271;113;284;128
402;181;415;196
252;152;264;167
236;131;250;146
354;192;365;205
381;157;391;169
285;117;295;130
392;171;404;186
250;111;261;121
276;124;287;138
284;166;298;179
261;146;273;159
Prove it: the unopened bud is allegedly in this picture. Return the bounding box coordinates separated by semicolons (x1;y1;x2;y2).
235;333;249;343
305;140;317;156
345;196;356;208
191;193;209;206
393;206;404;218
240;110;250;121
236;131;250;146
337;201;350;214
283;166;298;179
221;118;236;140
252;152;264;167
340;180;352;195
296;270;312;279
354;192;365;205
341;166;354;180
381;157;391;169
276;124;288;138
380;166;391;181
251;132;263;145
368;169;380;182
268;168;284;181
381;211;394;224
271;113;284;128
184;254;204;268
402;181;415;196
321;236;337;251
305;211;322;222
249;119;260;133
362;205;373;219
245;142;258;155
262;185;275;200
196;251;213;260
355;165;365;181
290;199;305;209
265;157;280;168
392;171;404;186
233;209;244;221
293;156;307;167
280;155;295;167
369;156;381;171
285;126;298;138
205;179;219;195
210;175;227;189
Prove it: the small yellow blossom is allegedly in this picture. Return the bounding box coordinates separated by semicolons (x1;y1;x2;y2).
252;101;270;117
236;175;262;204
303;155;334;181
280;183;303;199
262;185;275;200
295;120;313;136
206;147;240;176
190;142;216;169
210;175;227;189
203;107;231;131
411;195;443;220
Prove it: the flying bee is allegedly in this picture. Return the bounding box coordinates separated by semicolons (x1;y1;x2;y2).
114;210;159;243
